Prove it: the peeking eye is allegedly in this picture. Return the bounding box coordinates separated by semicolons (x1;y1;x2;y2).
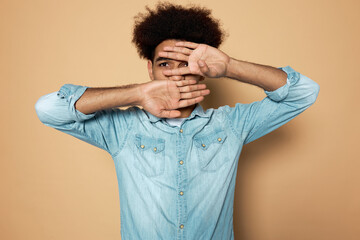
159;62;169;67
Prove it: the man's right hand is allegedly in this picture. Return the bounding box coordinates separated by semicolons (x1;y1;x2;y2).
138;78;210;118
74;78;209;117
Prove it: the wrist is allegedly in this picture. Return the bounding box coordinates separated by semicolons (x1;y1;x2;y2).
225;57;241;80
134;83;146;106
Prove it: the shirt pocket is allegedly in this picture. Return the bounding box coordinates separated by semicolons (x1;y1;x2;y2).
133;134;166;178
193;129;229;172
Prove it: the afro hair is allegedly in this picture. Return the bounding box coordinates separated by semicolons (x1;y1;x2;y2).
132;2;225;61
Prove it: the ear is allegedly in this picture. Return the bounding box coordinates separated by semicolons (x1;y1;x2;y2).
147;60;154;81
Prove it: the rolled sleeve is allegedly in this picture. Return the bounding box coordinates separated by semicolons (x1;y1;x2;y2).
57;84;96;122
264;66;300;102
35;84;135;156
220;65;320;145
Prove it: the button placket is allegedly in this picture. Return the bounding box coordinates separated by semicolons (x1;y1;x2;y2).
176;126;187;237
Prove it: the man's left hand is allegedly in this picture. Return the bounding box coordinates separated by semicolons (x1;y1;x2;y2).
159;41;230;78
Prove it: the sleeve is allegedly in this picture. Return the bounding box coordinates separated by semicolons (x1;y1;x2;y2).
34;84;135;156
220;65;320;145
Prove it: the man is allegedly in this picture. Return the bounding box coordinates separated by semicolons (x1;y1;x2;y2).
35;2;320;240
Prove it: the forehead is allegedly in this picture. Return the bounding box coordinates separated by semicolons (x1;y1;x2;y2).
154;39;180;55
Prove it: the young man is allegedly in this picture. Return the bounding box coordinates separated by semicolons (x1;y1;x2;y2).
35;2;320;240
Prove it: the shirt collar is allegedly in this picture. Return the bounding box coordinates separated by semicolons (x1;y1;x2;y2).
143;103;209;123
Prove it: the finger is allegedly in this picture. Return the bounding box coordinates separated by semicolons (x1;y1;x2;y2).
180;89;210;99
178;96;205;108
163;67;191;76
163;46;192;55
175;79;197;86
178;83;207;93
160;109;181;118
169;75;182;81
198;60;211;75
175;41;199;49
158;51;189;62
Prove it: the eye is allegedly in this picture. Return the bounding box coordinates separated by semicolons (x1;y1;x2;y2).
159;62;169;67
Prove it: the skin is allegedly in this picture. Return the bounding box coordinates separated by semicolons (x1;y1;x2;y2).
146;39;207;118
141;38;287;118
158;40;287;91
74;39;211;118
75;39;287;119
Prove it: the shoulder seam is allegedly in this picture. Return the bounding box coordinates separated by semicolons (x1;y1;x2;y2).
111;107;137;158
221;106;243;141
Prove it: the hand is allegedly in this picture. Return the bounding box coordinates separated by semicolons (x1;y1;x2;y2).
158;41;231;78
139;78;210;118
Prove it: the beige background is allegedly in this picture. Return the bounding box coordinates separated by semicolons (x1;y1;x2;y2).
1;0;359;239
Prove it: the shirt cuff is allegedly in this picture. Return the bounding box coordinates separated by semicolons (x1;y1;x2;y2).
57;84;96;121
264;65;300;102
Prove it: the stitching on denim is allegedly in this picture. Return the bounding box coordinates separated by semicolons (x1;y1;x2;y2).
111;108;135;158
59;85;71;98
223;108;242;141
58;125;112;155
244;98;282;144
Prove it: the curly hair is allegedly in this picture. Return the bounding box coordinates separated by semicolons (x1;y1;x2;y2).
132;2;225;61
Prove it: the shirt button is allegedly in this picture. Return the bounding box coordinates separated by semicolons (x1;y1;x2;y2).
202;143;206;147
217;138;222;142
153;147;157;152
179;191;184;196
140;145;145;149
180;224;184;229
179;129;183;133
179;160;184;165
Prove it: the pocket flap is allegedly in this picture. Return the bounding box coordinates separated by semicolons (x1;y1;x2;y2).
135;134;165;153
194;129;227;150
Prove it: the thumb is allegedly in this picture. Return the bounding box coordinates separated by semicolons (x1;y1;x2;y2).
198;60;210;76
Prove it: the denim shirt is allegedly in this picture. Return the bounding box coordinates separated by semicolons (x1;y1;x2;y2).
35;66;320;240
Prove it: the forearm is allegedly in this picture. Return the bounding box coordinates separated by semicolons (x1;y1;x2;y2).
225;58;287;92
75;83;142;115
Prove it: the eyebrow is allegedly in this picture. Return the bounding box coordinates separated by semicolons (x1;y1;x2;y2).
155;57;172;62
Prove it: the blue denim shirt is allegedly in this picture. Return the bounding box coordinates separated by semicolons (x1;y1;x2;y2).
35;66;320;240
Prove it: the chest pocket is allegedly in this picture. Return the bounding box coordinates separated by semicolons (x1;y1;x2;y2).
134;134;165;178
194;129;229;172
